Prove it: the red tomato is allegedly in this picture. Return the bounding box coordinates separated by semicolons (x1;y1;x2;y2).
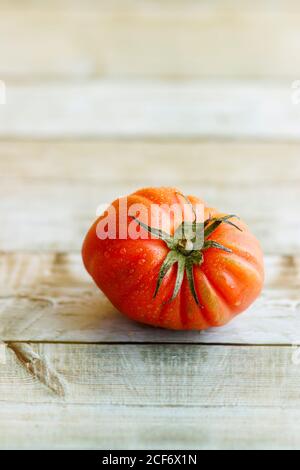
82;187;264;330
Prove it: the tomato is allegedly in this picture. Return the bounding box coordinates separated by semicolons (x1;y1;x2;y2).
82;187;264;330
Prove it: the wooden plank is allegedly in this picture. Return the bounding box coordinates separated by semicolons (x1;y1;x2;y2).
1;140;300;185
0;177;298;253
0;81;299;139
1;403;300;450
0;141;299;253
1;342;300;449
3;339;298;450
0;400;299;451
6;176;297;258
1;2;300;79
0;253;299;344
1;343;300;407
2;0;300;10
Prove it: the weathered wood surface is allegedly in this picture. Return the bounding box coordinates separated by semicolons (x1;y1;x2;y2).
2;177;297;252
0;141;299;253
0;253;299;344
1;1;300;80
1;343;300;449
0;81;299;139
1;141;298;344
1;0;299;451
2;140;300;184
2;404;300;450
1;343;300;407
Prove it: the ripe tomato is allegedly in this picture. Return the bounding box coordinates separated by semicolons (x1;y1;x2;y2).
82;187;264;330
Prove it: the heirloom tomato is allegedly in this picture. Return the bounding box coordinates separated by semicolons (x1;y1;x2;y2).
82;187;264;330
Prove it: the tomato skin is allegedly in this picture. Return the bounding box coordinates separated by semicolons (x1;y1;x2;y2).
82;187;264;330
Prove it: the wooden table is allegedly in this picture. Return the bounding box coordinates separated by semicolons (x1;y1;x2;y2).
1;1;300;450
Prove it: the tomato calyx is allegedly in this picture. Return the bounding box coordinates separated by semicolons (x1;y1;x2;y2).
132;205;242;306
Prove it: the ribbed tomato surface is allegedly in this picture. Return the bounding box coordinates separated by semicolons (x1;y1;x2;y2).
82;187;264;330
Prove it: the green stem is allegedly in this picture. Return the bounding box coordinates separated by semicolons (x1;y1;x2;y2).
132;205;241;306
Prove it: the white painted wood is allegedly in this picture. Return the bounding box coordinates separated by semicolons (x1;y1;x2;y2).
6;343;65;398
0;176;297;253
1;0;299;452
2;341;300;449
1;140;300;185
1;1;300;80
0;253;299;344
1;343;300;408
0;403;300;450
0;81;299;139
0;141;299;253
3;0;300;10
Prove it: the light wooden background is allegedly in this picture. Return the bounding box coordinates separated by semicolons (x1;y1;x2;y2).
1;0;300;450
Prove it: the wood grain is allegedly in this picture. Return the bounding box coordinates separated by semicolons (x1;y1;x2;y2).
2;178;297;253
0;81;299;139
1;341;300;449
1;1;300;80
1;140;300;184
1;0;298;452
0;253;299;344
2;403;300;450
0;141;299;253
6;342;66;397
1;343;300;407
